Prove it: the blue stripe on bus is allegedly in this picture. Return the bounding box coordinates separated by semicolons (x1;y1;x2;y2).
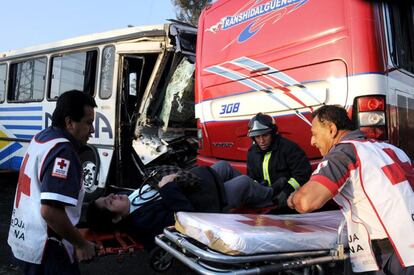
0;142;23;161
14;134;34;139
4;125;42;130
0;116;42;120
0;156;23;170
233;57;298;85
10;156;23;170
0;106;42;112
205;66;265;90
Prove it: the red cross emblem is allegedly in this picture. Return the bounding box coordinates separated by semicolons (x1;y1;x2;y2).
57;159;67;169
15;154;31;208
381;148;414;191
237;215;330;233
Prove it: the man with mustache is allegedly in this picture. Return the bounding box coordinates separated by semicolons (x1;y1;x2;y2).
8;90;98;275
288;105;414;274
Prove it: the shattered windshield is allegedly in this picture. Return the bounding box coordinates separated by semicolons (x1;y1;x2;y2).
159;57;195;131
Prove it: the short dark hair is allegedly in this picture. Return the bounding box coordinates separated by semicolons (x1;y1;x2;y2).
52;90;97;129
86;201;117;231
312;105;355;131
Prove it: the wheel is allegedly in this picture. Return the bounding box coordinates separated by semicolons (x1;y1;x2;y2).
149;246;174;272
79;147;105;201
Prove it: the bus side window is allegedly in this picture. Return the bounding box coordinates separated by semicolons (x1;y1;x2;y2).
0;64;6;102
49;50;97;99
8;58;46;102
100;46;115;99
387;3;414;73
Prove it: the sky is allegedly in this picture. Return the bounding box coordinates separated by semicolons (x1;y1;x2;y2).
0;0;177;52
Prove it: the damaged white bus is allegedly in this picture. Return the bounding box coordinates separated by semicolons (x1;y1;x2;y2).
0;22;197;199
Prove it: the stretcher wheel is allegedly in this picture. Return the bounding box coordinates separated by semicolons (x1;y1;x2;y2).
149;247;174;272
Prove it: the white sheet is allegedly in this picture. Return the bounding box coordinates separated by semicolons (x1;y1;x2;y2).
175;210;346;255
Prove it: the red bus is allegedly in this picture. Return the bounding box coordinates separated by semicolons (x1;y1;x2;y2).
195;0;414;172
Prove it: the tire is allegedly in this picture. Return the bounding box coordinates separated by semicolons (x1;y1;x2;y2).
149;246;174;272
79;147;105;201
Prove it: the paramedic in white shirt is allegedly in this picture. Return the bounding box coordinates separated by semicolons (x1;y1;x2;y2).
8;90;98;275
288;105;414;274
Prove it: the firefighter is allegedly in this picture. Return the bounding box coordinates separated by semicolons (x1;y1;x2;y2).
212;112;311;210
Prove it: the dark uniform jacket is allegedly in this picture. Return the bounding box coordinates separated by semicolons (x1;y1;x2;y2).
247;134;311;195
121;166;226;249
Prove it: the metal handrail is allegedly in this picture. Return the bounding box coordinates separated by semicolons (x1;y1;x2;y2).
161;227;332;264
155;232;349;275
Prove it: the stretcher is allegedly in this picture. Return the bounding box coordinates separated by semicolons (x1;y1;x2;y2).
155;210;349;274
79;228;143;257
79;228;174;272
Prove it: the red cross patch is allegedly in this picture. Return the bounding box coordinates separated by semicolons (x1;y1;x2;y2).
52;157;70;179
15;154;31;208
381;148;414;191
313;160;328;175
237;215;331;233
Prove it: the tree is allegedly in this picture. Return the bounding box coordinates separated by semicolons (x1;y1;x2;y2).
171;0;209;26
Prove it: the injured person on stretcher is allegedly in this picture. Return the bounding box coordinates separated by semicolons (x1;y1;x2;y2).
86;165;228;250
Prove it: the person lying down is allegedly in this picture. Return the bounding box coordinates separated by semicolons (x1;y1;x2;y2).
86;165;227;250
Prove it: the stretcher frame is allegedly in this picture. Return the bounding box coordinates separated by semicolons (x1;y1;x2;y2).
79;228;143;256
79;228;174;271
155;218;349;275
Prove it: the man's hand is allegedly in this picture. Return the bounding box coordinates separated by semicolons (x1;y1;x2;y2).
75;240;97;262
288;181;333;213
41;204;98;261
287;191;296;209
158;173;178;188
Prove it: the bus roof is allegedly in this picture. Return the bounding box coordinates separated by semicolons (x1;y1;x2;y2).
0;23;168;61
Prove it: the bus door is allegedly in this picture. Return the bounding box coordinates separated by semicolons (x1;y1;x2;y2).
394;89;414;159
116;47;163;187
116;53;196;188
383;1;414;159
108;24;197;189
